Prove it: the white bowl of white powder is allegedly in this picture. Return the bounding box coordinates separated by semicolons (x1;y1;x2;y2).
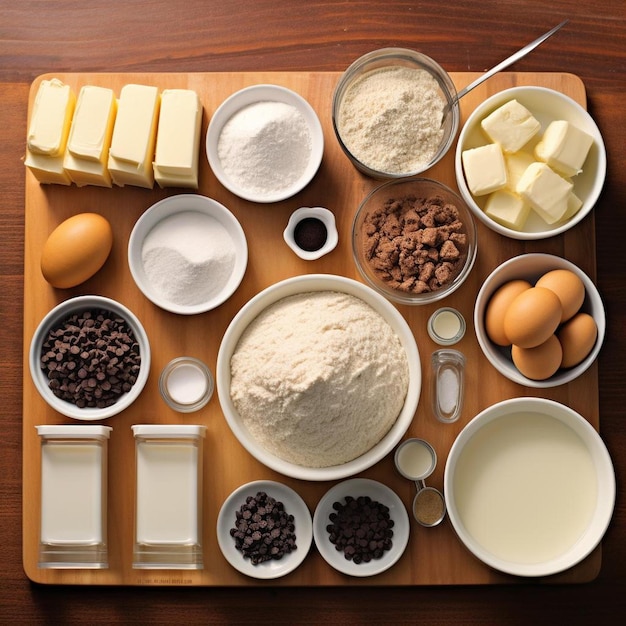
206;84;324;203
216;274;421;481
128;194;248;314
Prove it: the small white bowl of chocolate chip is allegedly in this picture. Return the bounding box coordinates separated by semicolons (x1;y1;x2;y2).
29;295;151;420
351;177;477;305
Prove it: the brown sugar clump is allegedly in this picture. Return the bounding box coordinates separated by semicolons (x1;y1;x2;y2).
361;194;468;294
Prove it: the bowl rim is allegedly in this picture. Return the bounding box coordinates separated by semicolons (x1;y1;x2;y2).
332;47;460;179
473;253;606;388
205;83;324;203
29;295;151;421
128;193;248;315
444;397;616;577
216;479;313;579
312;477;410;577
216;273;421;481
455;85;607;240
351;177;477;305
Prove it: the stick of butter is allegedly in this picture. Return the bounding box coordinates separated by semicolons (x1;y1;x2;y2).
481;99;541;153
534;120;594;177
27;78;75;157
24;78;76;185
153;89;203;189
64;85;117;187
484;189;531;231
516;161;573;224
462;143;507;196
108;84;160;188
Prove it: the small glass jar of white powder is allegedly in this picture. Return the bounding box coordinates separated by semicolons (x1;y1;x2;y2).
333;48;459;178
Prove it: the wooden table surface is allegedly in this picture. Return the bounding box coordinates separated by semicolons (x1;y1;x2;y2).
1;1;624;623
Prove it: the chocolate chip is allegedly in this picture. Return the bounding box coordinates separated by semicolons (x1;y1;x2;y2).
229;491;298;565
39;308;141;408
326;495;394;563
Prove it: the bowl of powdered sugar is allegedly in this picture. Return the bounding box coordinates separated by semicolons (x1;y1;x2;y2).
206;84;324;203
333;48;459;179
128;194;248;314
216;274;421;481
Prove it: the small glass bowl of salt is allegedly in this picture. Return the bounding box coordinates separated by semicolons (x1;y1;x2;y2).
159;357;214;413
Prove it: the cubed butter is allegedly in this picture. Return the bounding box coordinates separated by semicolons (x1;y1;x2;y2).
516;161;573;224
504;150;535;192
27;78;75;157
484;189;531;231
462;143;507;196
558;191;584;224
153;89;202;188
534;120;594;177
481;99;541;153
108;84;160;188
64;85;117;187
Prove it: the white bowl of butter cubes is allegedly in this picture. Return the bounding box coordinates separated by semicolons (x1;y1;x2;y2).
455;86;606;240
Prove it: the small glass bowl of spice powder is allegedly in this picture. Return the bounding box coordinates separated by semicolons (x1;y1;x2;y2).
333;48;460;179
283;206;339;260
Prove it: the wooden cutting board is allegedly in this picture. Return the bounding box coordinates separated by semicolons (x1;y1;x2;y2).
22;71;600;586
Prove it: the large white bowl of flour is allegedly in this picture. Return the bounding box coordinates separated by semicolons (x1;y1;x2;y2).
217;274;421;481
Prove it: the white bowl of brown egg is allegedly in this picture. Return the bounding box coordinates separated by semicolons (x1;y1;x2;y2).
455;86;606;240
216;274;421;481
474;253;605;388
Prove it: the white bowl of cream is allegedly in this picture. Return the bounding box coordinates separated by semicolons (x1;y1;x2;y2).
444;397;615;577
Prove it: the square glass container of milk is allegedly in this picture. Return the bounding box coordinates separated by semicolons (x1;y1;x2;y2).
36;425;112;569
132;424;207;569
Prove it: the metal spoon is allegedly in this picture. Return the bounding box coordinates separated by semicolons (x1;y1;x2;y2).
441;19;569;124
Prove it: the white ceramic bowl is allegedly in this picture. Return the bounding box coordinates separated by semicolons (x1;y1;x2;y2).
216;274;421;481
455;86;607;240
206;84;324;203
216;480;313;580
128;194;248;315
313;478;410;577
474;253;605;388
283;207;339;261
444;397;615;577
29;295;150;421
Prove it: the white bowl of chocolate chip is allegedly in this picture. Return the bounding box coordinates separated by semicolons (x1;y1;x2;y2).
29;295;151;420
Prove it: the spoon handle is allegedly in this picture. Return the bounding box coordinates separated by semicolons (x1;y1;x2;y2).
455;19;569;102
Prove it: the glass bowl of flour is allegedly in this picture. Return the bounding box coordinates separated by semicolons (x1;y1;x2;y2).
333;48;459;179
128;194;248;315
216;274;421;481
206;84;324;203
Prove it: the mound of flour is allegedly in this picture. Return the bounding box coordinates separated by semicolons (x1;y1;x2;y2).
229;291;409;468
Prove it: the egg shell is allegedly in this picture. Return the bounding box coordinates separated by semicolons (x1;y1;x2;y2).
558;312;598;368
41;213;113;289
536;269;585;323
503;286;563;348
511;334;563;380
484;279;532;346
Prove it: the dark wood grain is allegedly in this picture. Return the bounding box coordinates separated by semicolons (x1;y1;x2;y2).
1;1;624;623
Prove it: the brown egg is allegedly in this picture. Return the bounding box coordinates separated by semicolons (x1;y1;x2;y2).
512;335;563;380
503;287;562;349
558;312;598;368
484;279;532;346
41;213;113;288
536;269;585;323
